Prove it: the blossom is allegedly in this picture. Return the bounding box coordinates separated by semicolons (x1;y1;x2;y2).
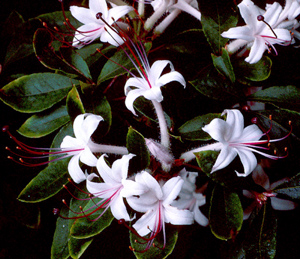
86;153;137;221
243;164;297;219
60;113;104;183
124;60;186;116
221;0;292;64
126;171;194;250
171;169;208;226
70;0;133;48
180;109;289;177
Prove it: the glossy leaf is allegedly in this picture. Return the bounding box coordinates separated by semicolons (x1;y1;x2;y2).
234;56;272;82
243;204;277;259
195;150;219;174
18;105;70;138
126;127;150;172
71;198;114;239
178;113;221;141
211;48;235;83
130;225;178;259
0;73;77;113
67;86;85;121
273;173;300;199
209;185;243;240
17;123;73;202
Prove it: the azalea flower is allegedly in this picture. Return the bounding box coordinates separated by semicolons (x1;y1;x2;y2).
221;0;292;63
86;153;137;221
61;113;128;183
243;164;297;220
126;171;194;250
180;109;289;177
124;59;186;116
171;169;208;226
70;0;133;48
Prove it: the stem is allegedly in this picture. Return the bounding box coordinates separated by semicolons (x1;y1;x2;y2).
151;100;170;149
180;142;222;162
89;142;129;155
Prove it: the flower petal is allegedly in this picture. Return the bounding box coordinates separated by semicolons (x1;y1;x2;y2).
252;164;270;189
222;109;244;141
193;204;209;226
132;209;156;236
202;118;230;143
157;71;186;88
68;154;86;183
149;60;171;83
270;197;297;210
164;204;194;225
109;190;131;220
162;176;183;205
111;153;135;181
235;148;257;177
80;147;98;167
96;154;117;185
211;145;237;173
245;37;267;64
124;88;145;115
70;6;95;25
89;0;108;18
239;124;262;142
221;26;254;42
107;5;134;23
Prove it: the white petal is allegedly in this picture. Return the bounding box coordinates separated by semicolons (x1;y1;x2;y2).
81;114;103;143
202;118;230;143
60;135;83;150
270;197;297;210
125;78;148;94
121;179;148;197
164;205;194;225
86;174;115;199
221;26;254;42
96;154;117;185
222;109;244;141
125;88;145;115
136;171;163;200
245;37;267;64
211;146;237;173
89;0;108;18
80;147;98;167
73;24;104;48
100;27;124;46
235;148;257;177
142;87;163;102
157;71;186;88
109;191;131;220
107;5;134;23
68;154;86;183
263;2;282;28
194;205;209;226
239;124;262;142
70;6;95;25
132;209;157;236
149;60;171;83
238;0;261;31
162;176;183;205
111;153;134;181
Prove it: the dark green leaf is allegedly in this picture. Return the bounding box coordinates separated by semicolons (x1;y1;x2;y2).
243;204;277;259
67;86;85;121
18;105;70;138
273;173;300;199
195;150;219;174
17;123;73;202
0;73;77;113
71;198;114;239
178;113;221;141
130;224;178;259
211;48;235;83
250;85;300;108
209;185;243;240
126;127;150;172
234;56;272;82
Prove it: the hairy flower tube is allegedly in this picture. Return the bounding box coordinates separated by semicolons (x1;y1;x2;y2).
70;0;133;47
221;0;292;63
171;169;208;226
126;171;194;251
243;164;297;219
180;109;290;177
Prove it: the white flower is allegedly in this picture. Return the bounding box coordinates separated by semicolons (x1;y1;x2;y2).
171;169;208;226
70;0;133;47
221;0;292;63
126;171;194;250
181;109;289;177
124;60;186;115
60;113;104;183
86;153;136;221
243;164;297;220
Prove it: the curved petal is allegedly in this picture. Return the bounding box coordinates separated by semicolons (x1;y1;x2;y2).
81;114;103;142
235;147;257;177
223;109;244;141
245;37;267;64
109;190;131;220
73;23;104;48
270;197;297;210
60;135;83;151
251;164;270;189
164;205;194;225
68;154;86;183
149;60;171;83
263;2;282;28
239;124;263;142
162;176;183;205
80;147;98;167
86;174;115;199
226;39;248;53
73;114;85;139
157;71;186;88
125;88;146;115
238;0;261;31
125;77;148;94
212;146;237;173
100;27;124;46
89;0;108;18
132;209;156;236
142;87;163;102
221;26;254;42
107;5;134;22
121;179;148;197
202;118;230;143
96;154;117;185
136;171;163;200
111;153;135;181
193;205;209;226
70;6;95;24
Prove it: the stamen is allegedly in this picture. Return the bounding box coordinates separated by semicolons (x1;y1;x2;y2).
257;15;277;38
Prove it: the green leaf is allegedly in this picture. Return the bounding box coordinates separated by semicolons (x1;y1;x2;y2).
178;113;221;141
130;225;178;259
77;43;104;67
126;127;150;172
195;150;219;174
209;185;243;240
211;48;235;83
17;123;73;202
67;86;85;121
199;0;238;53
18;105;70;138
97;42;152;84
51;207;71;259
71;198;114;239
33;29;91;80
190;70;242;101
273;173;300;199
249;85;300;108
0;73;77;113
233;56;272;82
243;204;277;259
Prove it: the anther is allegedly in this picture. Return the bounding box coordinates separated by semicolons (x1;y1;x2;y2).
2;125;9;132
274;150;277;155
284;147;288;152
257;15;277;38
251;117;258;124
289;120;292;126
53;208;60;215
96;12;102;19
269;115;272;120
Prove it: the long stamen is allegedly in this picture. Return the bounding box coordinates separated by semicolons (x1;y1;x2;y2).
257;15;277;38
